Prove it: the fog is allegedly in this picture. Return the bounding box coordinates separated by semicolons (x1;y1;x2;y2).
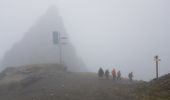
0;0;170;81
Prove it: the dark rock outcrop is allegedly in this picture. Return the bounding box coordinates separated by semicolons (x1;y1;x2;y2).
1;6;86;72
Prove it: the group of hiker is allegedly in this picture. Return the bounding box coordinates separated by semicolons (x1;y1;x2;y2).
98;67;133;81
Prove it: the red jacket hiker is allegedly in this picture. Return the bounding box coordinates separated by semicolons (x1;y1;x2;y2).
112;68;116;80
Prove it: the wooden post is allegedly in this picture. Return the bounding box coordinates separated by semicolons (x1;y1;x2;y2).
154;55;161;79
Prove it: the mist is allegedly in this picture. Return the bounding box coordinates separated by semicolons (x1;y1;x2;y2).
0;0;170;81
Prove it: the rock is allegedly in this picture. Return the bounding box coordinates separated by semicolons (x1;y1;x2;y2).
0;6;87;72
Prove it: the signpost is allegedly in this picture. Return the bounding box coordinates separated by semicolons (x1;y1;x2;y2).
52;31;67;65
154;55;161;79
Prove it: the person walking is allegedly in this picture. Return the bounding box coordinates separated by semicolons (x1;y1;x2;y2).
128;72;133;81
117;70;121;80
112;68;116;80
105;69;110;79
98;67;104;78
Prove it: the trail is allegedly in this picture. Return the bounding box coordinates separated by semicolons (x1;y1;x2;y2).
0;65;137;100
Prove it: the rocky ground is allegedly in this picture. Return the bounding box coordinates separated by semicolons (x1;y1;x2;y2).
134;73;170;100
0;64;169;100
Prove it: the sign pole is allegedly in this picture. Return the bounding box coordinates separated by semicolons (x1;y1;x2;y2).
59;32;62;65
53;31;67;66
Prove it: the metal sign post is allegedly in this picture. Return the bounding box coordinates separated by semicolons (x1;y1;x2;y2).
52;31;67;65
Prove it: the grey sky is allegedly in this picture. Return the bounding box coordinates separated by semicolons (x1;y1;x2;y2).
0;0;170;80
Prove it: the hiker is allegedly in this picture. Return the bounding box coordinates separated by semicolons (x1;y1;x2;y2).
128;72;133;81
105;69;110;79
98;67;104;78
112;68;116;80
117;70;121;80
